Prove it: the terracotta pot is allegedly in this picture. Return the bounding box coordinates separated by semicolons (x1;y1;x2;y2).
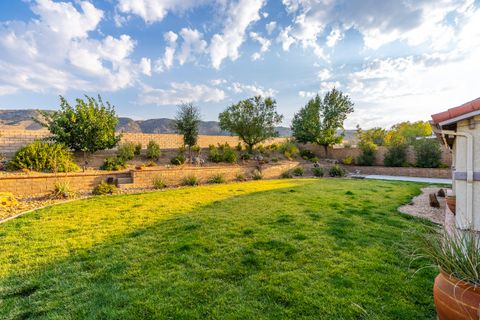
446;195;456;215
434;270;480;319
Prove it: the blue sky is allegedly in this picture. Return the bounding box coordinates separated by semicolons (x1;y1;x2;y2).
0;0;479;128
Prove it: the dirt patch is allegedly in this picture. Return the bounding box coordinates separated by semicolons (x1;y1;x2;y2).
398;187;446;225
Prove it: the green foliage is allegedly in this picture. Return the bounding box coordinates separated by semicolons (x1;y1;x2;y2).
92;182;117;195
235;143;243;151
208;174;225;184
384;143;408;167
279;141;299;159
281;170;293;178
146;141;161;160
235;172;247;181
134;143;142;156
101;156;126;171
312;167;324;177
414;138;442;168
182;175;199;186
116;142;136;161
170;154;186;165
191;145;201;155
292;89;354;154
174;103;201;148
9;140;79;173
271;157;279;163
385;121;433;145
219;96;283;151
39;95;120;154
152;176;166;190
310;157;319;163
208;143;237;163
251;169;263;180
355;126;387;146
328;165;346;177
299;149;315;160
240;153;252;160
356;141;377;166
292;166;304;176
51;181;76;199
342;156;353;165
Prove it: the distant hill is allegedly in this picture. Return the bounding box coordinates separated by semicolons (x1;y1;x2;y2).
0;109;294;136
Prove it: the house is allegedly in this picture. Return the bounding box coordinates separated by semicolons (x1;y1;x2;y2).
431;97;480;230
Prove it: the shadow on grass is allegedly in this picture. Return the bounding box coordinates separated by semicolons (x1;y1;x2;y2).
0;179;437;319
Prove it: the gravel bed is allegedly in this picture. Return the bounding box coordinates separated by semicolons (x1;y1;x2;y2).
398;187;446;225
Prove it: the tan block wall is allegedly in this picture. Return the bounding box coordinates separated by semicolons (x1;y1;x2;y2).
0;129;286;156
345;165;451;179
0;162;299;197
302;144;452;166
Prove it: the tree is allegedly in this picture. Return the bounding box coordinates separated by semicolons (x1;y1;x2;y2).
173;102;201;160
291;88;354;156
39;95;120;166
414;138;442;168
355;125;387;146
219;96;283;152
385;121;432;145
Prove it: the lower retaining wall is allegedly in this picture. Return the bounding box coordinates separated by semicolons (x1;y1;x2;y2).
345;165;451;179
0;161;300;197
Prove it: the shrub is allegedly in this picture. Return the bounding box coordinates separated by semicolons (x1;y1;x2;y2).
146;160;156;167
191;145;201;155
235;172;247;181
268;143;279;151
414;139;442;168
152;176;166;189
235;143;243;151
92;182;117;195
208;174;225;184
292;166;304;176
310;157;319;163
101;156;126;171
279;141;299;159
312;167;324;177
300;149;315;160
251;169;263;180
329;165;346;177
51;181;76;199
134;143;142;156
281;170;293;178
222;147;237;163
356;141;377;166
9;140;79;173
117;142;136;161
146;141;161;160
170;154;186;165
0;192;18;208
271;157;279;162
208;143;237;163
342;156;353;165
240;153;252;160
208;145;223;163
384;143;408;167
182;175;199;186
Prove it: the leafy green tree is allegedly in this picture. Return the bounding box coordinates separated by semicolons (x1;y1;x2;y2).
291;88;354;156
385;121;432;145
355;126;387;146
39;95;121;167
219;96;283;152
383;143;408;167
173;103;202;160
414;138;442;168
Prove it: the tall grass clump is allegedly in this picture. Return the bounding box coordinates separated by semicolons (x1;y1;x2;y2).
152;176;166;190
182;175;199;186
413;227;480;286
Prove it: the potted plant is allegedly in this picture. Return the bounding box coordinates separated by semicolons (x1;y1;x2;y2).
415;227;480;319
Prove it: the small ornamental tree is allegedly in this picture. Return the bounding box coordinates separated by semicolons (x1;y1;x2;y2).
173;103;201;160
291;88;354;156
40;95;120;166
219;96;283;152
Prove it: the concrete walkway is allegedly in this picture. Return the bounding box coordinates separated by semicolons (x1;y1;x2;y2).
363;175;452;184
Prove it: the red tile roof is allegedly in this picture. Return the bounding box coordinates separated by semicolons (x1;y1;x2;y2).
431;97;480;124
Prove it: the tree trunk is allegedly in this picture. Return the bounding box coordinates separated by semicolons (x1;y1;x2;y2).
323;145;329;158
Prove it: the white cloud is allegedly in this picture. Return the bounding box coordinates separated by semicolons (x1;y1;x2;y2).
139;57;152;76
140;82;226;105
210;0;266;69
317;68;331;81
277;26;295;51
210;79;227;86
249;31;271;60
0;0;146;94
116;0;206;24
319;81;340;93
298;90;316;98
177;28;207;65
230;82;276;97
326;27;343;48
266;21;277;35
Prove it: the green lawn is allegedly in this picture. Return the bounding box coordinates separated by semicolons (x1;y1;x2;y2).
0;179;436;319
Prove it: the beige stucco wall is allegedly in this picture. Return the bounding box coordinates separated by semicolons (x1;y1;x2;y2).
453;115;480;229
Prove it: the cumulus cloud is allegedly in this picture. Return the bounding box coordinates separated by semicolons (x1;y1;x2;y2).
249;31;271;61
177;28;207;65
0;0;146;94
117;0;206;24
230;82;276;97
140;82;226;105
266;21;277;35
210;0;266;69
298;90;316;98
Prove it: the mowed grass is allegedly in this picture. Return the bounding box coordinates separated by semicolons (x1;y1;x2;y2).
0;179;436;319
